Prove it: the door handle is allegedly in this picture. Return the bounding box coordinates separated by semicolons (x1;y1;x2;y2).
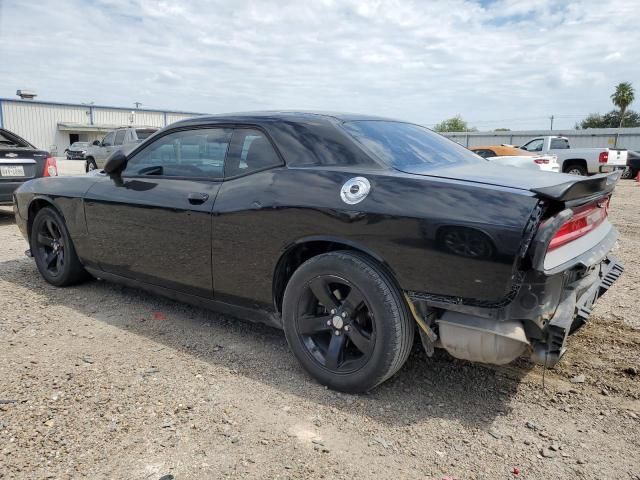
188;192;209;205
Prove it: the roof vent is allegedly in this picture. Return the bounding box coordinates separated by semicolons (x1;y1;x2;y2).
16;89;37;100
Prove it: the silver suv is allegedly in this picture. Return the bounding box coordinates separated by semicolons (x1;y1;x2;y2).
85;127;158;172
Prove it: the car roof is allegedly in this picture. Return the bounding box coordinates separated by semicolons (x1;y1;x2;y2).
470;145;536;157
172;110;401;127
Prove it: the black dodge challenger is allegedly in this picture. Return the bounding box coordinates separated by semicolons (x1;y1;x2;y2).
13;112;623;392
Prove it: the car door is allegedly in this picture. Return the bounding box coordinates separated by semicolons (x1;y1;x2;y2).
211;128;285;308
83;127;232;298
96;131;116;168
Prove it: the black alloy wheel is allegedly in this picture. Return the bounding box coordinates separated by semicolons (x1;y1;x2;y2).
30;207;89;286
35;216;66;278
282;251;414;392
296;275;375;374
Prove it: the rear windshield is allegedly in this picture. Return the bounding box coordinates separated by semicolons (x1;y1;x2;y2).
136;129;157;140
341;121;484;169
0;130;31;148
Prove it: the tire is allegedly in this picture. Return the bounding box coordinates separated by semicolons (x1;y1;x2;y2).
282;251;414;393
30;207;88;287
86;158;97;172
621;167;636;180
564;164;587;176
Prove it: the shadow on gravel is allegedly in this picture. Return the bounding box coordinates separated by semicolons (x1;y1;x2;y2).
0;208;15;226
1;256;532;429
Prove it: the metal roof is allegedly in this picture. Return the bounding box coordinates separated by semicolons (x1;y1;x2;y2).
0;97;206;116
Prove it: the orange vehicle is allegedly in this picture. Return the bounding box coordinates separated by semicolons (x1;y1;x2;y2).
470;145;532;158
469;144;560;172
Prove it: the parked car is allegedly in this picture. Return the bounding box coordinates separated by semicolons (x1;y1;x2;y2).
470;145;559;172
65;142;89;160
518;136;627;176
85;126;158;172
13;112;623;392
0;127;57;205
621;150;640;179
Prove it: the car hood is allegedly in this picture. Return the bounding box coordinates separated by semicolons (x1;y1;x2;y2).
396;162;619;202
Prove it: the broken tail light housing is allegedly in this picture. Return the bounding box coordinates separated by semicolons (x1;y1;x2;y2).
43;156;58;177
547;198;609;251
599;151;609;163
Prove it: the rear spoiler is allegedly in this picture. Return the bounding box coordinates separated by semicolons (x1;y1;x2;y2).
530;171;621;203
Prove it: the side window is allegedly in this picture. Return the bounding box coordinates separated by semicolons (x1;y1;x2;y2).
472;149;495;158
225;129;282;178
123;128;232;179
102;132;115;147
550;138;569;149
114;130;126;146
522;139;543;152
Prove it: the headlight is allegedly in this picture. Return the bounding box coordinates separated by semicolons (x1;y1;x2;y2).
81;150;86;154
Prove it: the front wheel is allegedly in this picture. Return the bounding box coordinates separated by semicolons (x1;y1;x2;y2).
30;207;89;286
85;158;98;172
282;251;414;393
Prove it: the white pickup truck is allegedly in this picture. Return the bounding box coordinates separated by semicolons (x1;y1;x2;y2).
518;136;628;176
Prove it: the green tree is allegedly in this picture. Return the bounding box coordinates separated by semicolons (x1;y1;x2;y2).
577;109;640;129
610;82;635;127
434;115;476;132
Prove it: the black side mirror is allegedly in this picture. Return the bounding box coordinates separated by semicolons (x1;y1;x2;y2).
92;140;100;146
103;150;128;184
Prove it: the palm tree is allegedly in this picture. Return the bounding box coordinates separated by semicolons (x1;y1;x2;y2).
610;82;635;128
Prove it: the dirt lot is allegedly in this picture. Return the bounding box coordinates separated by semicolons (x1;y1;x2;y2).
0;182;639;480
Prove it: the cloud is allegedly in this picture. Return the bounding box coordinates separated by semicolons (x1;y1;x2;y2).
0;0;638;130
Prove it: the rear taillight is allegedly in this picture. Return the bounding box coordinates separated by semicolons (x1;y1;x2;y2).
533;157;549;164
43;156;58;177
548;199;609;251
599;151;609;163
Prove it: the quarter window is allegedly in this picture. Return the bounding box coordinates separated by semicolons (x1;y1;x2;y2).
123;128;232;179
550;138;570;149
225;129;282;177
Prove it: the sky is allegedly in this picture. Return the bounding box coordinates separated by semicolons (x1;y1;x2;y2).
0;0;638;130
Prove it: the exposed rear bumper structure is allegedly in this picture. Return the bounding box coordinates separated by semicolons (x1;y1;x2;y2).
530;255;623;367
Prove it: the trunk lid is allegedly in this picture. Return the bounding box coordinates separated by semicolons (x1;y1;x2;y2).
396;162;619;202
0;148;48;181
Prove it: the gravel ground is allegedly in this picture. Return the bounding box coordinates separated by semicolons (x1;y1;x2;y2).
0;181;639;480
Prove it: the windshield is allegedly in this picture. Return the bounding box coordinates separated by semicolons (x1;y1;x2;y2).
136;129;157;140
342;120;484;169
71;142;88;148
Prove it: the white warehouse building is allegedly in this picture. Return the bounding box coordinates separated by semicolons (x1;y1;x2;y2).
0;97;202;155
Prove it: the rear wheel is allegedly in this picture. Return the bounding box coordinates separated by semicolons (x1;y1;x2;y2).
564;164;587;176
30;207;88;286
85;158;97;172
621;167;636;179
282;251;414;392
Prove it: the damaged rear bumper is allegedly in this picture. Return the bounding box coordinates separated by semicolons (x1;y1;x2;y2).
530;255;624;367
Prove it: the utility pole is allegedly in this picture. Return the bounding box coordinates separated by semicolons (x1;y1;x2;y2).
549;115;554;130
134;102;142;109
